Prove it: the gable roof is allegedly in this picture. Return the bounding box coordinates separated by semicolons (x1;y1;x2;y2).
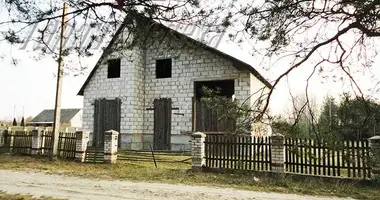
77;18;272;96
30;109;81;123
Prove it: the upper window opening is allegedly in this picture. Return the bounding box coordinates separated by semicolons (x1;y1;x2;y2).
156;59;172;79
107;59;121;78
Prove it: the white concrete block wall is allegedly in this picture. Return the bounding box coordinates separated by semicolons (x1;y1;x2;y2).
82;43;146;148
82;28;269;149
143;40;252;135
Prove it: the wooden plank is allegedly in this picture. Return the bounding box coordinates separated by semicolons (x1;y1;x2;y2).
352;140;356;178
357;139;361;178
322;140;326;176
301;138;304;174
366;140;371;179
221;135;225;168
309;139;312;175
244;136;248;170
192;97;196;132
166;98;172;150
211;135;215;168
233;135;236;169
260;137;264;171
285;138;289;172
93;99;99;147
327;141;331;176
265;137;269;171
347;140;351;178
337;142;341;177
116;98;121;146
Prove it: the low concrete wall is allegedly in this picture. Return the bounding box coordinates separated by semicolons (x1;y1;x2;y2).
118;133;191;151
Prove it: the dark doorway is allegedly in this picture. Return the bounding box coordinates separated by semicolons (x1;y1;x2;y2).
93;98;121;147
153;98;172;150
193;80;236;133
194;79;234;99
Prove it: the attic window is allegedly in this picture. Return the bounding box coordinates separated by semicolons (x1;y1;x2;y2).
156;59;172;78
107;59;121;78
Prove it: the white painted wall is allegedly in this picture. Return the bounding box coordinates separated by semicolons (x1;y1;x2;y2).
69;109;83;128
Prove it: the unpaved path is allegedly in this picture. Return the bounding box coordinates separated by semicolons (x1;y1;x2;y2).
0;170;353;200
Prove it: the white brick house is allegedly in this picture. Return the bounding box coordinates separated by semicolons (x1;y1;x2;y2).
78;17;272;150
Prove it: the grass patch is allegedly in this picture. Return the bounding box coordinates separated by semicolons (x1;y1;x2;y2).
0;191;65;200
0;154;379;200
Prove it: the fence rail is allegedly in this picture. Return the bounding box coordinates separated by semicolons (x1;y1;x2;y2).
204;134;272;171
284;138;371;179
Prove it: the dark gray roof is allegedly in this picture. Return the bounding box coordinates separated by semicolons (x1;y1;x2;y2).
31;109;81;123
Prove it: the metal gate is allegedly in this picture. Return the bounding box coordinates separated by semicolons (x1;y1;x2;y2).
93;98;121;147
153;98;172;150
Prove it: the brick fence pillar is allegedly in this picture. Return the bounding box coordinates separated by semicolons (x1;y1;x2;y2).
75;131;90;162
369;136;380;181
271;133;285;173
31;128;43;155
191;132;206;171
104;130;119;164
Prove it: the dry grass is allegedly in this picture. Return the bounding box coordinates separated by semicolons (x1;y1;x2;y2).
0;154;379;200
0;191;65;200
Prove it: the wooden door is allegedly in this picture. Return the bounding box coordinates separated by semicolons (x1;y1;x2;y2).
153;98;172;150
93;98;121;147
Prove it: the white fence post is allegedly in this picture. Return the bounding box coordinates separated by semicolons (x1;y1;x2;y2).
75;131;89;162
271;133;285;173
31;128;43;155
191;132;206;171
6;127;13;153
369;136;380;181
104;130;119;164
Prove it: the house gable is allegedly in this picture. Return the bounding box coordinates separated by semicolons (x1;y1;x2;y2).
77;18;272;96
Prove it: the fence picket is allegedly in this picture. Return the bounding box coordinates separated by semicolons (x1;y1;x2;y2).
352;140;356;178
357;139;361;178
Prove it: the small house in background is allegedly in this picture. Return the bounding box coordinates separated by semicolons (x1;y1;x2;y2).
27;108;82;128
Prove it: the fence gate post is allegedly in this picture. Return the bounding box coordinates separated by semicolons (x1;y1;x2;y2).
6;127;13;153
31;128;43;155
104;130;119;164
191;132;206;171
271;133;285;173
75;131;90;162
369;136;380;181
0;128;4;147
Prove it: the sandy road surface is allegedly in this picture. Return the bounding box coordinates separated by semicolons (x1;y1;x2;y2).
0;170;354;200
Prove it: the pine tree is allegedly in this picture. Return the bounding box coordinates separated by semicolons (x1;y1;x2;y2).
20;117;25;126
12;118;17;126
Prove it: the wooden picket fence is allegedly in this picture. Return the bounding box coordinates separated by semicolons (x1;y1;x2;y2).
40;131;77;158
284;138;371;179
1;130;77;159
1;130;33;155
204;134;272;171
202;134;372;180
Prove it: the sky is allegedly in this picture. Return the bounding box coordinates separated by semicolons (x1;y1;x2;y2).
1;1;380;121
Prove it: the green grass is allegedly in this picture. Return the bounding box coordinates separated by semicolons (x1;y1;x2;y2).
0;154;379;200
0;191;65;200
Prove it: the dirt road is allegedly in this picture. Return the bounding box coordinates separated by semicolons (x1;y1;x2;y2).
0;170;353;200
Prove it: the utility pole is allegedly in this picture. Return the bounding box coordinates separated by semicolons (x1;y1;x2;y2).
51;3;68;161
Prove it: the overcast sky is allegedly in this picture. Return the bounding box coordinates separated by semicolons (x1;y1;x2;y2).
1;1;380;121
